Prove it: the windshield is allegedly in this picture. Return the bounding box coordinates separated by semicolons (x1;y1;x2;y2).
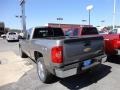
65;30;73;36
65;28;79;36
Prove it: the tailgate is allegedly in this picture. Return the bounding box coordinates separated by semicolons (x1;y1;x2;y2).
63;36;104;65
9;35;17;38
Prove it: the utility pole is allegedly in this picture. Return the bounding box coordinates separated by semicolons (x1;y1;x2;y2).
19;0;26;32
113;0;116;30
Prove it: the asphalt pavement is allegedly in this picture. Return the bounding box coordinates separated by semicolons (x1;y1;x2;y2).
0;38;120;90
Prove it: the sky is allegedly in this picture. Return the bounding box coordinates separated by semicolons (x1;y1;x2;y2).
0;0;120;29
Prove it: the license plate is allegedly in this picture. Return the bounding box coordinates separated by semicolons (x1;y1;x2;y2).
83;59;92;67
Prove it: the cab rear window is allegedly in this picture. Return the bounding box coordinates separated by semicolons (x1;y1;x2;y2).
33;27;64;38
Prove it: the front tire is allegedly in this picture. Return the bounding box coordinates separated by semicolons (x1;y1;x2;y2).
7;40;10;42
37;57;55;83
107;55;118;62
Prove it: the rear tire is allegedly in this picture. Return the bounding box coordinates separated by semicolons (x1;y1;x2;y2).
3;36;6;39
107;55;116;62
19;47;28;58
37;57;56;83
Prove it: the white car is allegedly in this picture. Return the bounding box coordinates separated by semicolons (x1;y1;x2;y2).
6;32;19;41
1;34;6;39
109;28;120;34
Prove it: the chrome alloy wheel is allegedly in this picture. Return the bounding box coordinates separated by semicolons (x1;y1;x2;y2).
37;60;45;81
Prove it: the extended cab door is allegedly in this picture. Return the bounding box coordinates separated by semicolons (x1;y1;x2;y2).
20;29;33;57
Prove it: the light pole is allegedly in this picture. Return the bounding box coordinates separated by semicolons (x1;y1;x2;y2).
86;5;93;26
19;0;26;32
113;0;116;30
57;18;63;28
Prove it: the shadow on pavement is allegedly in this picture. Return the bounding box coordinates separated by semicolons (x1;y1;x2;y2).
107;55;120;64
0;64;111;90
59;64;111;90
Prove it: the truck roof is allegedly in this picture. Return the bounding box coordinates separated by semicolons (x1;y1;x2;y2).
33;26;62;29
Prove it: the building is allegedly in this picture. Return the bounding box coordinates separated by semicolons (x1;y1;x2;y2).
0;22;21;36
47;23;91;33
4;27;9;33
0;22;5;36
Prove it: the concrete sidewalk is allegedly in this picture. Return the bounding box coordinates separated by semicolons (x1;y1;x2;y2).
0;51;33;86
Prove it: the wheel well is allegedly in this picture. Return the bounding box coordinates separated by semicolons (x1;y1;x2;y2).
34;51;43;61
19;44;21;48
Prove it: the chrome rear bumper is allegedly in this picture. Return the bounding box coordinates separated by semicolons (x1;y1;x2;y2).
55;54;106;78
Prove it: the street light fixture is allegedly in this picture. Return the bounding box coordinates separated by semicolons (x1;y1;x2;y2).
82;20;87;25
56;18;63;28
15;15;22;18
86;5;93;26
101;20;105;27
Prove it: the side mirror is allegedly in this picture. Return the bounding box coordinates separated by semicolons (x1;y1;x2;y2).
18;33;26;39
18;35;26;39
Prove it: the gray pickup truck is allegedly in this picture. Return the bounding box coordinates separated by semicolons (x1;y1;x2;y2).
19;26;105;83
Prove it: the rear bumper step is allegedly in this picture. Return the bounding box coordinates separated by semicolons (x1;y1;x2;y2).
55;54;106;78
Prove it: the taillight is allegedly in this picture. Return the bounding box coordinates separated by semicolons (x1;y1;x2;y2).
113;40;120;49
51;46;63;64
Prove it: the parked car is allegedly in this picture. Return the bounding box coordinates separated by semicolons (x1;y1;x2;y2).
98;28;120;60
109;28;120;34
6;32;19;42
1;34;6;39
102;33;120;60
19;26;105;83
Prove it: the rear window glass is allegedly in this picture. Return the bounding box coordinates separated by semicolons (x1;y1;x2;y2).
9;33;16;35
33;28;64;38
81;27;98;35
